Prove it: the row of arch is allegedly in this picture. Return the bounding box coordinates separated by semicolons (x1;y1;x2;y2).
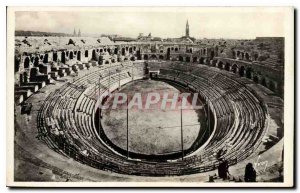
22;45;215;69
178;56;207;63
142;54;209;64
23;50;84;68
232;50;254;61
216;61;277;92
20;50;280;96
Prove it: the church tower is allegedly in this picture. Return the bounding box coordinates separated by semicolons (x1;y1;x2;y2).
78;29;81;37
73;28;77;36
186;20;190;37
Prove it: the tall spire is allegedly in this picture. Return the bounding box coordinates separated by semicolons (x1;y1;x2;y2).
78;29;81;37
186;20;190;37
73;28;76;36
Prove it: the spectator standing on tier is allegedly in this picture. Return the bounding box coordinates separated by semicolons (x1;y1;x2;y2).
244;163;256;182
218;158;229;180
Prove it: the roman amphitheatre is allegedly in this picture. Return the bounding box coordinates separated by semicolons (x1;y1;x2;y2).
13;22;284;183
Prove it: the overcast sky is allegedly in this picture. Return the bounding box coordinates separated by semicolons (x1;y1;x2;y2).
15;7;289;39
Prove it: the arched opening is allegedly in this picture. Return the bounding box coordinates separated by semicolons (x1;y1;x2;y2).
74;51;77;55
40;55;44;60
130;56;135;61
24;57;30;68
85;50;89;57
210;50;215;59
241;52;245;60
203;49;206;55
269;81;276;92
179;56;184;62
122;48;125;56
133;46;136;51
144;55;148;60
111;58;115;63
126;47;128;51
239;66;245;77
186;56;190;62
232;64;238;74
175;47;178;52
254;53;258;61
66;51;69;57
136;49;141;60
199;57;204;64
34;57;39;67
237;51;240;58
104;48;107;52
61;52;66;64
98;57;102;64
43;53;48;63
69;51;74;60
15;56;20;72
261;77;267;87
114;48;118;54
253;75;259;83
92;50;96;60
105;60;109;64
77;51;81;61
211;60;217;66
129;47;133;53
53;53;58;62
218;61;223;69
150;55;157;60
107;48;111;54
245;53;250;61
100;49;103;53
124;57;128;61
232;51;236;59
193;57;197;63
167;48;171;60
159;55;164;60
225;63;230;71
246;67;252;79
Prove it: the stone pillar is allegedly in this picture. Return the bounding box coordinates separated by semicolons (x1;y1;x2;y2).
24;71;29;83
19;74;24;85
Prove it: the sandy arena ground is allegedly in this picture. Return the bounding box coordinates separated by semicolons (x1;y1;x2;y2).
101;79;204;155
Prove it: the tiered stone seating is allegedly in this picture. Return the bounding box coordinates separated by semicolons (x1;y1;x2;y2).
15;85;38;93
23;81;46;89
153;62;267;172
15;88;32;99
35;60;269;176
